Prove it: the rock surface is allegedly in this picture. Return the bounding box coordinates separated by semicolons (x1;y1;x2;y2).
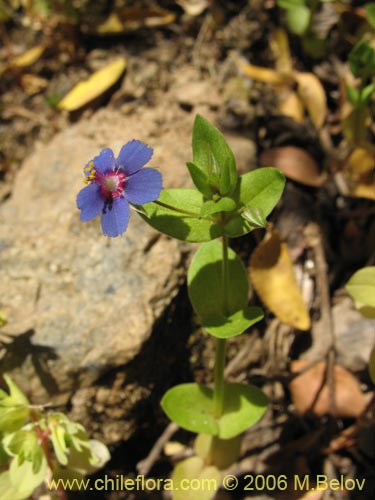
0;82;257;441
0;104;192;406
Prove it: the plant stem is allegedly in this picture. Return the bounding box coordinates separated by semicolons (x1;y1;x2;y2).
213;236;229;418
213;337;226;418
221;235;229;315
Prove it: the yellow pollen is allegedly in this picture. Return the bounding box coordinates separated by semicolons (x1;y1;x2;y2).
83;162;97;184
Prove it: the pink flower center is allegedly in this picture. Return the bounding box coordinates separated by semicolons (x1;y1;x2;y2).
99;172;126;199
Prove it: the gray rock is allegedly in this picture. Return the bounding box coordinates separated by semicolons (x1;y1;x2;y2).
0;105;191;411
0;91;254;442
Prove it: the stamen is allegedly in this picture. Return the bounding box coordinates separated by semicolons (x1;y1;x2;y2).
83;161;97;184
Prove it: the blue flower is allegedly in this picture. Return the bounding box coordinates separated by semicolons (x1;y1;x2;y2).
77;140;162;237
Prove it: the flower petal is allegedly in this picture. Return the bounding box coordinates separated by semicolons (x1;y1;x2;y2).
116;140;153;175
101;198;130;237
125;168;162;205
77;183;104;221
90;148;115;174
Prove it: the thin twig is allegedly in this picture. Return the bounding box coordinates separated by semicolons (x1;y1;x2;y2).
136;422;179;476
304;223;337;416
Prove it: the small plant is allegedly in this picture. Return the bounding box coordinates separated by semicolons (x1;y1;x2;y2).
0;375;109;499
346;266;375;388
75;115;285;497
276;0;326;57
142;115;284;496
344;38;375;147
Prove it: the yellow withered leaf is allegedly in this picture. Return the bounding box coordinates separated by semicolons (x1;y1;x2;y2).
349;181;375;200
295;72;327;129
96;7;175;34
12;45;45;67
347;147;375;176
278;90;304;123
270;28;293;74
57;58;127;111
237;61;293;85
249;231;311;330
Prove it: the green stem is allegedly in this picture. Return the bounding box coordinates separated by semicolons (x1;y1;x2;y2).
213;236;229;418
222;235;229;315
213;337;226;418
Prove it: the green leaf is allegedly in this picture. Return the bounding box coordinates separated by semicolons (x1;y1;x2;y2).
346;267;375;308
188;240;247;318
0;471;26;500
220;168;285;238
0;407;30;433
63;439;109;474
161;383;268;438
163;384;218;435
349;39;375;80
50;422;68;465
359;83;375;105
188;240;263;337
192;115;238;196
0;375;29;407
0;441;9;467
8;453;47;499
203;307;264;339
286;5;310;35
141;189;223;242
2;430;39;461
172;456;221;500
238;167;285;214
240;206;267;228
365;2;375;29
186;162;212;198
219;383;268;438
346;83;360;107
200;197;237;217
47;412;109;471
277;0;305;8
0;375;30;433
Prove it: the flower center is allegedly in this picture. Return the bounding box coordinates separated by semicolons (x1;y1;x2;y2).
100;172;126;200
83;162;126;200
103;176;119;192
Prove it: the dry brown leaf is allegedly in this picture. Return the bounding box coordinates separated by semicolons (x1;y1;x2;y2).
249;231;311;330
260;146;327;187
97;7;175;34
295;72;327;129
20;74;48;95
290;360;371;417
57;58;126;111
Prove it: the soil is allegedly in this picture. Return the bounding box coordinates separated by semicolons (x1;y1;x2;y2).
1;1;375;500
